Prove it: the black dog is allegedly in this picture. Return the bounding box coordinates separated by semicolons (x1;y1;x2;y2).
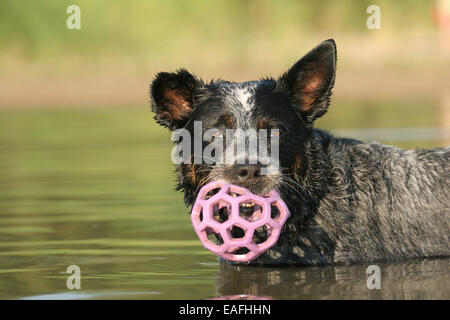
150;39;449;265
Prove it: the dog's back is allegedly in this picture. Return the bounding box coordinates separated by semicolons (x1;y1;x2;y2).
317;135;449;264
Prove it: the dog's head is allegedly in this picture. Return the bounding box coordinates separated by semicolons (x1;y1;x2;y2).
150;39;336;206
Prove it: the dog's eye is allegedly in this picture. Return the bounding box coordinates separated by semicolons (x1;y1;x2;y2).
271;125;287;137
211;129;222;138
271;129;281;137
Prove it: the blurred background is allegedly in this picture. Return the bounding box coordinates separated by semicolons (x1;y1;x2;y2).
0;0;449;299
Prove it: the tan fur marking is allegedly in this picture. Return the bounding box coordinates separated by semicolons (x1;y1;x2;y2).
300;72;323;111
258;119;270;129
164;88;192;120
223;115;234;128
292;154;302;181
190;163;197;184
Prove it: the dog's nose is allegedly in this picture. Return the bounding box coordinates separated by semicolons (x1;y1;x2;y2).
234;164;262;181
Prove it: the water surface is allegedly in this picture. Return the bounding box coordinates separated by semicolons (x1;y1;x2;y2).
0;102;448;299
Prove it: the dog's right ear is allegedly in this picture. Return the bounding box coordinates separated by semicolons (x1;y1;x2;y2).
150;69;204;130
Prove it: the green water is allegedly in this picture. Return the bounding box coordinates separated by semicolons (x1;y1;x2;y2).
0;102;448;300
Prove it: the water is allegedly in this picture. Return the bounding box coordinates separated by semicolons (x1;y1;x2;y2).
0;102;448;300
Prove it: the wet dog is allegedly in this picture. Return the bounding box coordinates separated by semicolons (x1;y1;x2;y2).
149;39;449;265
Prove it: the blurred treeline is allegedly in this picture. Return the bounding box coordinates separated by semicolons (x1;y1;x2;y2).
0;0;437;74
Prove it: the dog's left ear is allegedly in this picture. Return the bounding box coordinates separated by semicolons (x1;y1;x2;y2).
150;69;204;130
277;39;337;123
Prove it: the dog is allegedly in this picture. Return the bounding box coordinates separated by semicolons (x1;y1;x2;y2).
149;39;449;265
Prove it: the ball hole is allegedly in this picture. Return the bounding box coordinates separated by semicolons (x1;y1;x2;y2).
271;204;280;220
205;188;220;200
227;225;246;239
228;186;246;198
205;227;223;245
252;225;271;244
212;202;231;223
239;202;262;221
228;247;250;255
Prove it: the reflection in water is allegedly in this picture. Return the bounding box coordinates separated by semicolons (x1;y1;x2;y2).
214;259;450;299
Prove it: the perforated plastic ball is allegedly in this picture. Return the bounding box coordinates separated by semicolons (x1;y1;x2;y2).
190;181;290;262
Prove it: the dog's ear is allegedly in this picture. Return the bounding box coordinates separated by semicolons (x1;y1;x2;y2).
150;69;204;130
277;39;336;123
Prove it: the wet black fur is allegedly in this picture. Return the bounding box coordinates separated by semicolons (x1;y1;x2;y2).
149;39;449;265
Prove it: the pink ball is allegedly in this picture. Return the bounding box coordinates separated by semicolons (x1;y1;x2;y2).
191;181;290;262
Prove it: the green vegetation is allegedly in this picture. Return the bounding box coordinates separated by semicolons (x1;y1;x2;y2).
0;0;436;72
